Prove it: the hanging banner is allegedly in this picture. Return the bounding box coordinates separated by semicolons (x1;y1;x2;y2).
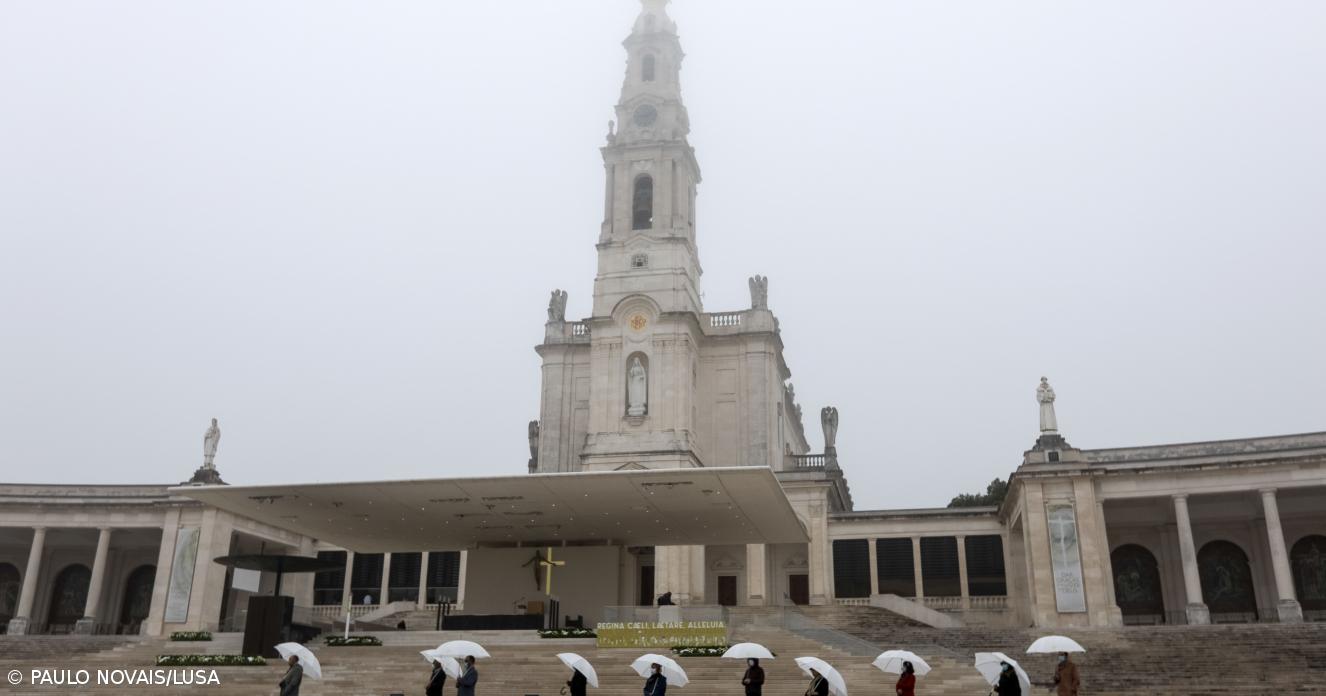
164;527;200;622
1045;503;1087;613
595;621;727;648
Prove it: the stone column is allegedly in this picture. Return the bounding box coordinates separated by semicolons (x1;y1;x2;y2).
76;527;113;634
456;550;468;609
866;538;880;597
807;506;829;605
1172;495;1210;625
956;535;970;609
1259;488;1304;622
340;551;355;614
417;551;431;608
1094;499;1124;625
911;537;924;600
7;526;47;635
745;544;767;605
143;510;180;636
379;553;392;605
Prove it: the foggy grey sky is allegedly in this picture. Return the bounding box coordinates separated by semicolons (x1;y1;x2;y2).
2;1;1324;509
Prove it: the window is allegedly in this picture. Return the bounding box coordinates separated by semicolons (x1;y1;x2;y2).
920;537;961;597
875;538;916;596
642;55;656;82
632;175;654;230
832;539;870;598
964;535;1007;596
631;254;649;269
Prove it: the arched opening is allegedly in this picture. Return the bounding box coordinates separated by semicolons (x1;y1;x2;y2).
1111;544;1165;623
642;54;656;82
0;562;20;627
47;564;91;632
1198;540;1257;620
1290;534;1326;613
632;175;654;230
118;565;155;634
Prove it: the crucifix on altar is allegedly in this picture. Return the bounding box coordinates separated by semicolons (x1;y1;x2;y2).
539;547;566;629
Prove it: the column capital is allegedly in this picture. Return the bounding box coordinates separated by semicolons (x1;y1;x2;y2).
30;525;48;532
1258;487;1278;497
1171;494;1189;503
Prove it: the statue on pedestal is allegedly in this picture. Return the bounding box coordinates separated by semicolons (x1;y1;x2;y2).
1037;377;1059;434
821;406;839;450
748;275;768;310
202;418;221;469
627;356;648;416
547;289;568;323
527;420;540;473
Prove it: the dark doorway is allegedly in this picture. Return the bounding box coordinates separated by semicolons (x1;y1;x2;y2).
788;574;809;605
47;564;91;632
638;565;655;606
0;563;20;627
1290;535;1326;612
1198;540;1257;620
1111;544;1165;623
717;575;738;606
118;565;155;634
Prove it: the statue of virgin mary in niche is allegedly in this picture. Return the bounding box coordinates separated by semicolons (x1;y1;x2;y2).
627;356;647;416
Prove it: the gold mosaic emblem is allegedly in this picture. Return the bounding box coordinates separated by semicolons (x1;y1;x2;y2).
629;314;648;331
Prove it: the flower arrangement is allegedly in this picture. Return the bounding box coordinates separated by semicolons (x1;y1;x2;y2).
538;628;597;639
168;631;213;642
324;635;383;646
671;645;729;657
155;654;265;666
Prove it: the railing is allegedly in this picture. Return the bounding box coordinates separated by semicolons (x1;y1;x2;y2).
969;595;1008;610
788;454;827;470
570;322;591;340
834;597;870;606
709;312;743;328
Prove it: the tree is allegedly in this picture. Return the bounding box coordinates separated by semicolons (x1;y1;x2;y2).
947;478;1009;508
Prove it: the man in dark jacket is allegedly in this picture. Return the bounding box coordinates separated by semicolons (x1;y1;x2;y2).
425;659;447;696
456;656;478;696
567;668;588;696
742;658;765;696
644;663;667;696
994;662;1021;696
279;655;302;696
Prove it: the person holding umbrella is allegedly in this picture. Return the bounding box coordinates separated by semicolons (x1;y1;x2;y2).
1051;653;1080;696
566;667;589;696
457;655;479;696
805;668;829;696
279;654;302;696
425;657;448;696
644;663;667;696
895;661;916;696
995;661;1022;696
742;658;765;696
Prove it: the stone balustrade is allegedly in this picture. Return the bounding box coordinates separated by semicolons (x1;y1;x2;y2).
789;454;828;470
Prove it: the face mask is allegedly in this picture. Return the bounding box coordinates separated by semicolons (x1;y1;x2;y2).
1059;656;1067;663
748;660;755;666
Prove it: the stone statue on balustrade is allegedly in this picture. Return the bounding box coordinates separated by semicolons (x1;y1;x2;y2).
547;289;568;323
527;420;540;473
821;406;839;450
1037;377;1058;434
748;275;768;310
627;356;648;417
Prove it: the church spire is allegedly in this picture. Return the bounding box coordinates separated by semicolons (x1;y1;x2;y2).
593;0;702;318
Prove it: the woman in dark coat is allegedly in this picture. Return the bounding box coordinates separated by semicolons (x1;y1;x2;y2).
895;660;916;696
805;669;829;696
644;663;667;696
567;668;588;696
742;658;765;696
994;662;1021;696
425;659;447;696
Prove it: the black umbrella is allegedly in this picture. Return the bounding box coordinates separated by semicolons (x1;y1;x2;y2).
213;554;343;595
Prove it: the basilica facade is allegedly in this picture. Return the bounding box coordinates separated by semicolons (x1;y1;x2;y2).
2;0;1324;637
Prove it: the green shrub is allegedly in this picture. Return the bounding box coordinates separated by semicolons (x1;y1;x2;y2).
155;654;265;666
672;645;729;657
168;631;212;642
324;635;382;646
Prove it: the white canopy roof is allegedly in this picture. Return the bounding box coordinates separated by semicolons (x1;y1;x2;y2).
172;467;809;552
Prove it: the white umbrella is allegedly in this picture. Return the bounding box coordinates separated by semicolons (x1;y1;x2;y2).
872;650;931;677
1027;635;1086;654
722;643;775;660
434;640;491;659
419;650;463;679
631;653;689;687
794;657;847;696
274;642;322;680
558;653;600;688
974;652;1030;694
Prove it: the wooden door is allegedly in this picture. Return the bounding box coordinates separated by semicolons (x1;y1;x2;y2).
789;574;810;605
718;575;738;606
